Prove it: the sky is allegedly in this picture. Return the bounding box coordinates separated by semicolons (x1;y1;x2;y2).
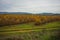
0;0;60;13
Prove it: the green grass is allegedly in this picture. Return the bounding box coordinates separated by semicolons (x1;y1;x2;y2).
0;21;60;31
0;21;60;40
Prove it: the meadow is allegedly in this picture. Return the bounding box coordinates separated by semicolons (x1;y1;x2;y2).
0;14;60;40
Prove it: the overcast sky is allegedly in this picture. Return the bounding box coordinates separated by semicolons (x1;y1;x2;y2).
0;0;60;13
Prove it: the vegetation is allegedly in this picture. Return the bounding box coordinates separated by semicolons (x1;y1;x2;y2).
0;14;60;40
0;22;60;40
0;14;60;26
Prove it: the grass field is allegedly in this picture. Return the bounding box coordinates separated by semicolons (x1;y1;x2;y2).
0;21;60;40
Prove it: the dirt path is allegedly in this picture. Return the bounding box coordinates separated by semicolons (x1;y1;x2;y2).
0;27;59;34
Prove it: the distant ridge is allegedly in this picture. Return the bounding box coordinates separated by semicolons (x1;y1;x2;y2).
0;12;60;15
0;12;32;14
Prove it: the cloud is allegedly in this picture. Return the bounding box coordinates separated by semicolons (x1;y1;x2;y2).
0;0;12;11
0;0;60;13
